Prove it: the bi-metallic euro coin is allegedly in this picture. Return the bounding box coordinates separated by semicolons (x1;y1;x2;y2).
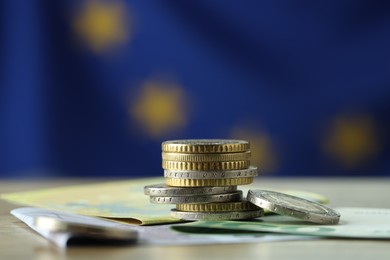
165;177;253;187
164;166;258;179
171;209;263;220
150;191;242;204
162;160;250;171
144;184;237;196
162;139;249;153
162;151;251;162
176;200;260;212
247;190;340;224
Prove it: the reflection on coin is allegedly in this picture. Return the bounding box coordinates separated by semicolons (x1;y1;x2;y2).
171;209;263;220
281;190;330;205
162;139;249;153
144;184;237;196
164;166;258;179
150;191;242;204
176;200;260;212
247;190;340;224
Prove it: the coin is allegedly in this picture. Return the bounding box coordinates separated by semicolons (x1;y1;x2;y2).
150;191;242;204
162;160;250;171
164;166;258;179
162;151;251;162
247;190;340;224
162;139;249;153
144;184;238;196
165;177;254;187
176;200;260;212
171;209;263;220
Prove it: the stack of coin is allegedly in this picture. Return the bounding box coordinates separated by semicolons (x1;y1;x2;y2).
144;139;264;220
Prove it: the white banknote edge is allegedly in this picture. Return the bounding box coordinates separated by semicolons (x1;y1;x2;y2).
11;207;315;248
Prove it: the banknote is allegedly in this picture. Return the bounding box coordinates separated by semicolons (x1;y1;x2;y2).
172;207;390;239
2;178;175;225
11;207;313;248
1;178;328;225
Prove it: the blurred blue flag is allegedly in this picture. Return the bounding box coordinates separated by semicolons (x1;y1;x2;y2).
1;0;389;177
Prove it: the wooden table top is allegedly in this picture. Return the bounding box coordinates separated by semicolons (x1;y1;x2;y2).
1;178;389;260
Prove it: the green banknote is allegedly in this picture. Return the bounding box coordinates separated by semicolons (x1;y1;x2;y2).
172;207;390;239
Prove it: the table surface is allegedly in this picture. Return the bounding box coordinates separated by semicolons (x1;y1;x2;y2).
1;178;390;260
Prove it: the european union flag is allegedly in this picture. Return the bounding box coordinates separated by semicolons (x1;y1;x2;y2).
1;0;389;178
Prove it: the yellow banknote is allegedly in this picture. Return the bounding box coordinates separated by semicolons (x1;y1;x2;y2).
1;178;176;225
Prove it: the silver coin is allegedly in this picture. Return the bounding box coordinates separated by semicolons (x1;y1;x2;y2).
247;190;340;224
171;209;263;220
144;184;237;196
161;151;251;162
150;191;243;204
164;166;258;179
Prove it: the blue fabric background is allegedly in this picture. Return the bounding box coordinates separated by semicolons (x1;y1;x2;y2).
1;1;389;177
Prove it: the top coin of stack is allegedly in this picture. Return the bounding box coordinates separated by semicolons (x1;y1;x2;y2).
162;139;254;187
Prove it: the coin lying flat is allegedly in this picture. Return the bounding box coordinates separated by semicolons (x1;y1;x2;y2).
247;190;340;224
176;200;260;212
144;184;237;196
162;139;249;153
162;151;251;162
164;166;258;179
162;160;250;171
150;191;242;204
165;177;254;187
171;209;263;220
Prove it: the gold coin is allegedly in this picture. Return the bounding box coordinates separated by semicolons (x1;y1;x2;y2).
162;160;250;171
162;151;251;162
162;139;249;153
165;177;254;187
176;200;260;212
171;209;263;220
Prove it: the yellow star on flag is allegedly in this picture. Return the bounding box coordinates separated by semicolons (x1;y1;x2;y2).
322;114;380;169
72;0;131;53
130;79;188;138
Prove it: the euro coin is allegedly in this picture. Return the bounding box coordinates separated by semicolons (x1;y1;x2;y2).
162;139;249;153
162;151;251;162
150;191;242;204
176;200;260;212
247;190;340;224
164;166;257;179
162;160;250;171
165;177;254;187
144;184;237;196
171;209;263;220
